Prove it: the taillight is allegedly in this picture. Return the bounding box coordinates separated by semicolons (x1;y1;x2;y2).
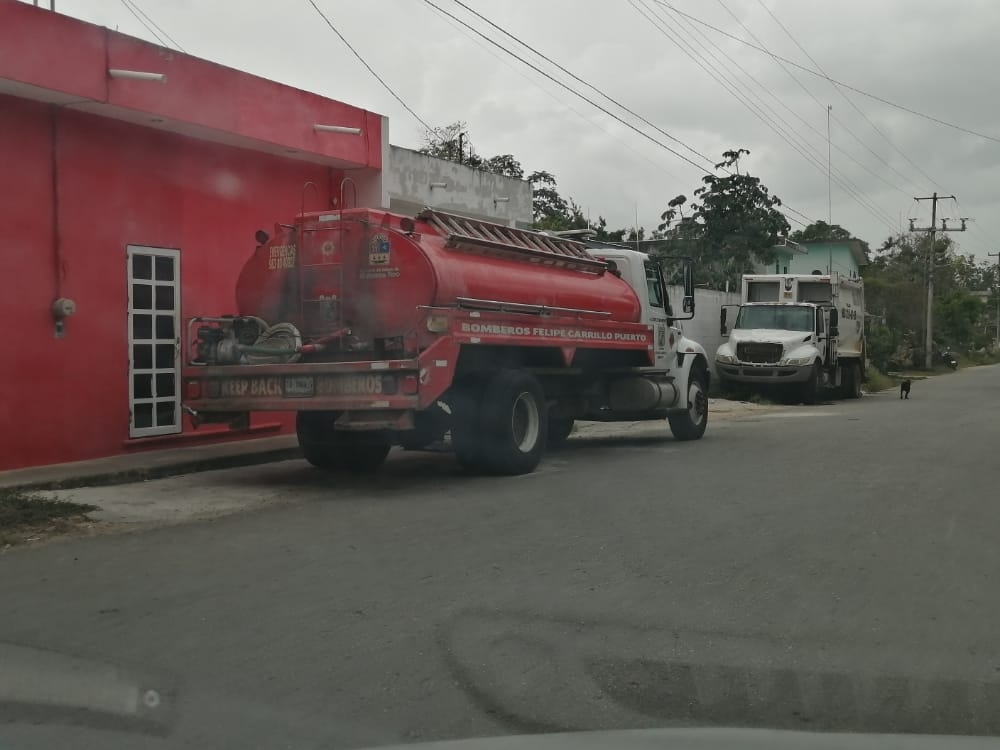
402;374;419;395
184;379;202;400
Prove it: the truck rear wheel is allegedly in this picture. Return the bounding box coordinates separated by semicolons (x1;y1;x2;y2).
296;412;390;473
479;370;548;475
668;368;708;441
842;361;862;399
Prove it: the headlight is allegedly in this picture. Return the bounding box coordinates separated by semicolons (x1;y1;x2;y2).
716;352;736;364
782;355;814;366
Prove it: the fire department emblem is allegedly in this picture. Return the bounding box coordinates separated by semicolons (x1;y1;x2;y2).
369;234;390;265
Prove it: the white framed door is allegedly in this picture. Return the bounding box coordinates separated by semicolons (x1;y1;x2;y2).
127;246;181;438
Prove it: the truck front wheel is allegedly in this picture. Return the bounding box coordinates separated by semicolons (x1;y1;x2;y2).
668;368;708;441
296;412;390;473
479;370;548;475
800;362;821;405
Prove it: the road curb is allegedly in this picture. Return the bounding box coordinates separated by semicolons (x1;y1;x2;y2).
3;446;304;492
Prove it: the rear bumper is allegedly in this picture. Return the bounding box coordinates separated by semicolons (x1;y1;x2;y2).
181;359;420;414
716;362;812;384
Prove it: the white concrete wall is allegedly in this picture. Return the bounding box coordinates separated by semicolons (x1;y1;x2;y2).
669;286;740;381
384;145;532;228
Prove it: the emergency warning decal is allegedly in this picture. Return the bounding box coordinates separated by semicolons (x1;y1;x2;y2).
368;233;391;265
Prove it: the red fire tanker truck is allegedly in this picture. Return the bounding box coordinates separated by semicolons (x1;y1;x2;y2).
181;208;709;475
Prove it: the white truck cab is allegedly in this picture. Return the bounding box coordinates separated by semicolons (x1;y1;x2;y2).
716;273;865;403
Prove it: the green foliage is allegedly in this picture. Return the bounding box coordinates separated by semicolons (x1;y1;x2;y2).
863;365;895;392
790;221;852;243
863;231;996;369
419;121;524;178
657;149;790;290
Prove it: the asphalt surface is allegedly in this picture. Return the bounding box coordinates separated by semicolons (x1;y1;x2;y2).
2;366;1000;749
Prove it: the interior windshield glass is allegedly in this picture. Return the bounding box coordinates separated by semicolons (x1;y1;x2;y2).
736;305;814;332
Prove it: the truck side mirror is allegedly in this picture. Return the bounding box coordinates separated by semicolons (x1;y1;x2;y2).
829;308;839;337
720;307;728;336
681;263;695;316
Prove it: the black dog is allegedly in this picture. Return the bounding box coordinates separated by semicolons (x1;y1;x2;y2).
900;379;911;399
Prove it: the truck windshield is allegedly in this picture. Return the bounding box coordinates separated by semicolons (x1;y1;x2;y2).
736;305;814;332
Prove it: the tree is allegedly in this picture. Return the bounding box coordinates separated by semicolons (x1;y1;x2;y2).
481;154;524;179
528;170;570;229
789;221;852;243
657;149;790;290
863;232;995;368
420;122;528;179
419;121;481;167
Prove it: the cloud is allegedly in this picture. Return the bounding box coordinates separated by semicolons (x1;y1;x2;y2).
50;0;1000;258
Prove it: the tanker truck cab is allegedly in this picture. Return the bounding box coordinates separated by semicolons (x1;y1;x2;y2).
715;273;865;404
182;208;711;477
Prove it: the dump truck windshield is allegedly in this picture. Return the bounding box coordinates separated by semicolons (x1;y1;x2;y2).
736;304;814;332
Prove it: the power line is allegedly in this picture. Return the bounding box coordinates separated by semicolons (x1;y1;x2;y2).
422;0;813;227
419;0;713;175
119;0;167;48
443;0;718;172
418;2;686;185
122;0;186;53
635;0;897;232
750;0;943;193
305;0;432;132
661;0;905;223
649;0;1000;146
714;0;926;198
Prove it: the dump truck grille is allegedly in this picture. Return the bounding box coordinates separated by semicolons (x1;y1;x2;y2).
736;342;783;363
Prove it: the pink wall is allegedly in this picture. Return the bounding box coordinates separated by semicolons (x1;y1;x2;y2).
1;96;349;470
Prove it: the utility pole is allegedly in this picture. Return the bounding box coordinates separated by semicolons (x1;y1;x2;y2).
827;105;832;225
911;193;962;369
990;251;1000;349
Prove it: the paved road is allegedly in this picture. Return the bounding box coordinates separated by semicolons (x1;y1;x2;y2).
2;367;1000;749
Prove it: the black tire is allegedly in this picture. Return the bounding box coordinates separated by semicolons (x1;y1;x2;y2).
546;416;575;449
478;370;548;475
296;411;390;473
843;361;862;399
449;375;489;471
296;411;341;470
668;368;708;441
800;362;821;405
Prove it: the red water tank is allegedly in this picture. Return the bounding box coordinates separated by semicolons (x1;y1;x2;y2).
236;209;642;340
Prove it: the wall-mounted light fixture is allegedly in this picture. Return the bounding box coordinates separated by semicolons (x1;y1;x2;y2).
493;196;510;203
313;124;362;135
429;182;448;189
108;69;166;83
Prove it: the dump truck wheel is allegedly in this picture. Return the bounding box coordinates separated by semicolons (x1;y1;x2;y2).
800;362;821;405
479;370;547;475
668;368;708;441
844;362;862;399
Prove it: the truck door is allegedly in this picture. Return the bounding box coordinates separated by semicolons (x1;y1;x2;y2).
819;307;838;367
645;260;677;371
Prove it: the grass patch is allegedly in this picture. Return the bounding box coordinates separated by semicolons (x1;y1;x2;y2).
748;392;775;405
0;487;96;545
864;365;896;392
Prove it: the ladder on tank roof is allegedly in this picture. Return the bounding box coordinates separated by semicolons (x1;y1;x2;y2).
417;208;607;275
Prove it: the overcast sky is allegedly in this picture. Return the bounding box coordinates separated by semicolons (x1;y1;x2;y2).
50;0;1000;260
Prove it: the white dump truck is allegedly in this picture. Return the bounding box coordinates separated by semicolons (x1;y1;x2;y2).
715;273;865;403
